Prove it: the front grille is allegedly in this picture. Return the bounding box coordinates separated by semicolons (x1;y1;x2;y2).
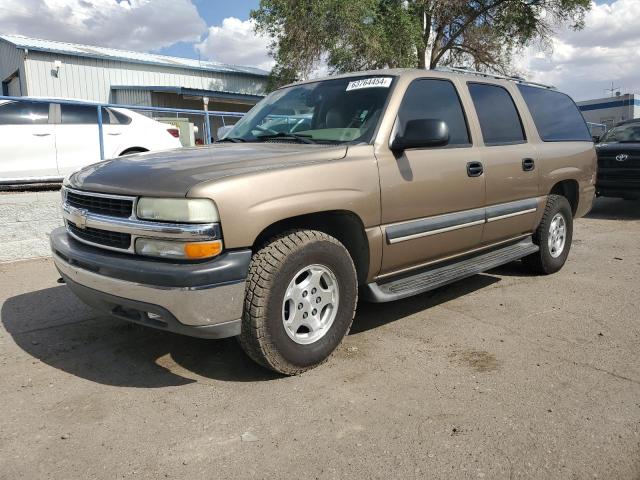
68;222;131;250
598;171;640;181
597;154;640;169
66;190;133;218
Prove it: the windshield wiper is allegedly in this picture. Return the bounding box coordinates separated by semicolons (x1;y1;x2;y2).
256;132;317;144
216;137;245;143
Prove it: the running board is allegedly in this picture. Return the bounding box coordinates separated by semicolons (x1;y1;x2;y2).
363;237;539;303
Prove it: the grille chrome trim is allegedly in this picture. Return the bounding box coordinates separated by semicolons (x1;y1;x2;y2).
62;203;219;240
67;222;132;250
63;187;138;203
66;191;133;218
61;188;221;254
66;224;137;254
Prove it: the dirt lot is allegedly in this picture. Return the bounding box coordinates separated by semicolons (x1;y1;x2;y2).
0;197;639;480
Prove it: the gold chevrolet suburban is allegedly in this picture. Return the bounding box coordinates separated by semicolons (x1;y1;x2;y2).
51;68;597;374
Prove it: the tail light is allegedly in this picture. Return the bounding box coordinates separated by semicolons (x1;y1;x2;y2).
167;128;180;138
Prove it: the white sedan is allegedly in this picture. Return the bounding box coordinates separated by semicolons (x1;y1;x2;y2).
0;98;183;185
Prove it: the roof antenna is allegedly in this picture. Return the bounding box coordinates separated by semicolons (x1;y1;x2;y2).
604;81;620;98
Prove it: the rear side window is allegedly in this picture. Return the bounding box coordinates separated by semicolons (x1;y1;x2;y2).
102;108;131;125
518;85;591;142
397;79;470;147
61;104;98;124
468;83;525;145
0;101;49;125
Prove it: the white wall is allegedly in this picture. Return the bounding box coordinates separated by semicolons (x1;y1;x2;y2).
23;51;267;103
578;95;638;128
112;88;153;107
0;191;63;263
0;39;26;95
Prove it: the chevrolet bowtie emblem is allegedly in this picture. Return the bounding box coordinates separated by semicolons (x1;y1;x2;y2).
69;207;89;229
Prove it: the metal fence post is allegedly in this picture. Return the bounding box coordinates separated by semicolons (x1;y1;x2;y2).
204;114;211;145
97;106;105;160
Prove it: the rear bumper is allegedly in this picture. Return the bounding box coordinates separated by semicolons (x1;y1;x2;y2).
50;227;250;339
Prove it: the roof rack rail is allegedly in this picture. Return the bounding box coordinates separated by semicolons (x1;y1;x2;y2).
434;66;556;90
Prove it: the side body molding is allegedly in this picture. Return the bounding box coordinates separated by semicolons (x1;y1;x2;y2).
384;197;543;244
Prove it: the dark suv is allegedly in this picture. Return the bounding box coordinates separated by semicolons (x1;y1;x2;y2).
596;119;640;199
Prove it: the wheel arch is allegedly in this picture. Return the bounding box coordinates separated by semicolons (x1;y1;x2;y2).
252;210;370;285
119;147;148;156
549;179;579;216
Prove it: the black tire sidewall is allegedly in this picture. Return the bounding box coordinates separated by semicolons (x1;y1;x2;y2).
264;239;357;369
538;197;573;272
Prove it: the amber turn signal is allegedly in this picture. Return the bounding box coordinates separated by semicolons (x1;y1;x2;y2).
184;240;223;259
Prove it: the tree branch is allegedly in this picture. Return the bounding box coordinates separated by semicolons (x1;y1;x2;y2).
431;0;513;67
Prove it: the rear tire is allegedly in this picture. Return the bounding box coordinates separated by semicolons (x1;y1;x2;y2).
523;194;573;274
239;230;358;375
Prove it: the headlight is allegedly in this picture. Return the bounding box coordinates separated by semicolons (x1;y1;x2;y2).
135;238;223;260
136;198;219;223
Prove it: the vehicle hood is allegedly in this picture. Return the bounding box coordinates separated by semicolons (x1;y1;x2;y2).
68;143;348;197
596;142;640;154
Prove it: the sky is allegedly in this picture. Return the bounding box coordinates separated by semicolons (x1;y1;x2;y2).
0;0;638;101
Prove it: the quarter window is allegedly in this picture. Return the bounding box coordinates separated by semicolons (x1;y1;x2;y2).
0;101;49;125
518;85;591;142
468;83;525;145
397;79;470;147
102;108;131;125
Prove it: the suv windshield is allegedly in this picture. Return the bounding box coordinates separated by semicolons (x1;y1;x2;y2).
600;123;640;143
225;76;395;144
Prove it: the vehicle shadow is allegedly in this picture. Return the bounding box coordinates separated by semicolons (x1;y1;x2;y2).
487;260;538;278
3;274;502;387
586;197;640;220
351;273;501;334
1;286;279;387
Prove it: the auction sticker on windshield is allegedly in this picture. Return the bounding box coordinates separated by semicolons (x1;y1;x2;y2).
346;77;392;91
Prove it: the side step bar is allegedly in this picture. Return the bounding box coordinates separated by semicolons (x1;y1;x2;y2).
363;237;539;303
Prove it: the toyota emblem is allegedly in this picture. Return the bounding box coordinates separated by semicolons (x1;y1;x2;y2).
615;153;629;162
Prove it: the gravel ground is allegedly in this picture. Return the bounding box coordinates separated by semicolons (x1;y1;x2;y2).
0;197;638;480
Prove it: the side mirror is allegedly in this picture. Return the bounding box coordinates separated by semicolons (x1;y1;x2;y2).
391;119;449;152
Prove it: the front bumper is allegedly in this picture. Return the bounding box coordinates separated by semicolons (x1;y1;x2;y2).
50;228;251;339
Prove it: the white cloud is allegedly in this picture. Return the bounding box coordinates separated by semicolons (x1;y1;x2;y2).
0;0;206;51
516;0;640;100
196;17;274;71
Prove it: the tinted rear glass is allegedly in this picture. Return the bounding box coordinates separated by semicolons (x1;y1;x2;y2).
398;79;470;147
103;108;131;125
61;104;98;124
518;85;591;142
468;83;525;145
0;101;49;125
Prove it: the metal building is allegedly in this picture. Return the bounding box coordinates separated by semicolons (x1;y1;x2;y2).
0;34;268;114
577;93;640;129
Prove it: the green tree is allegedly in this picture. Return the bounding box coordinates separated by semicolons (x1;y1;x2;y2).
252;0;590;87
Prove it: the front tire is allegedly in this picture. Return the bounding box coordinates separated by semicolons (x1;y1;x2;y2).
523;194;573;274
239;230;358;375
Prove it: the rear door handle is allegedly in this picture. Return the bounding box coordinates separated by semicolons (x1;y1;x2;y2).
467;161;484;177
522;158;536;171
32;133;51;137
107;132;122;136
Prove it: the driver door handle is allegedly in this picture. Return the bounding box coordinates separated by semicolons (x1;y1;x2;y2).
467;161;484;177
32;133;51;137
